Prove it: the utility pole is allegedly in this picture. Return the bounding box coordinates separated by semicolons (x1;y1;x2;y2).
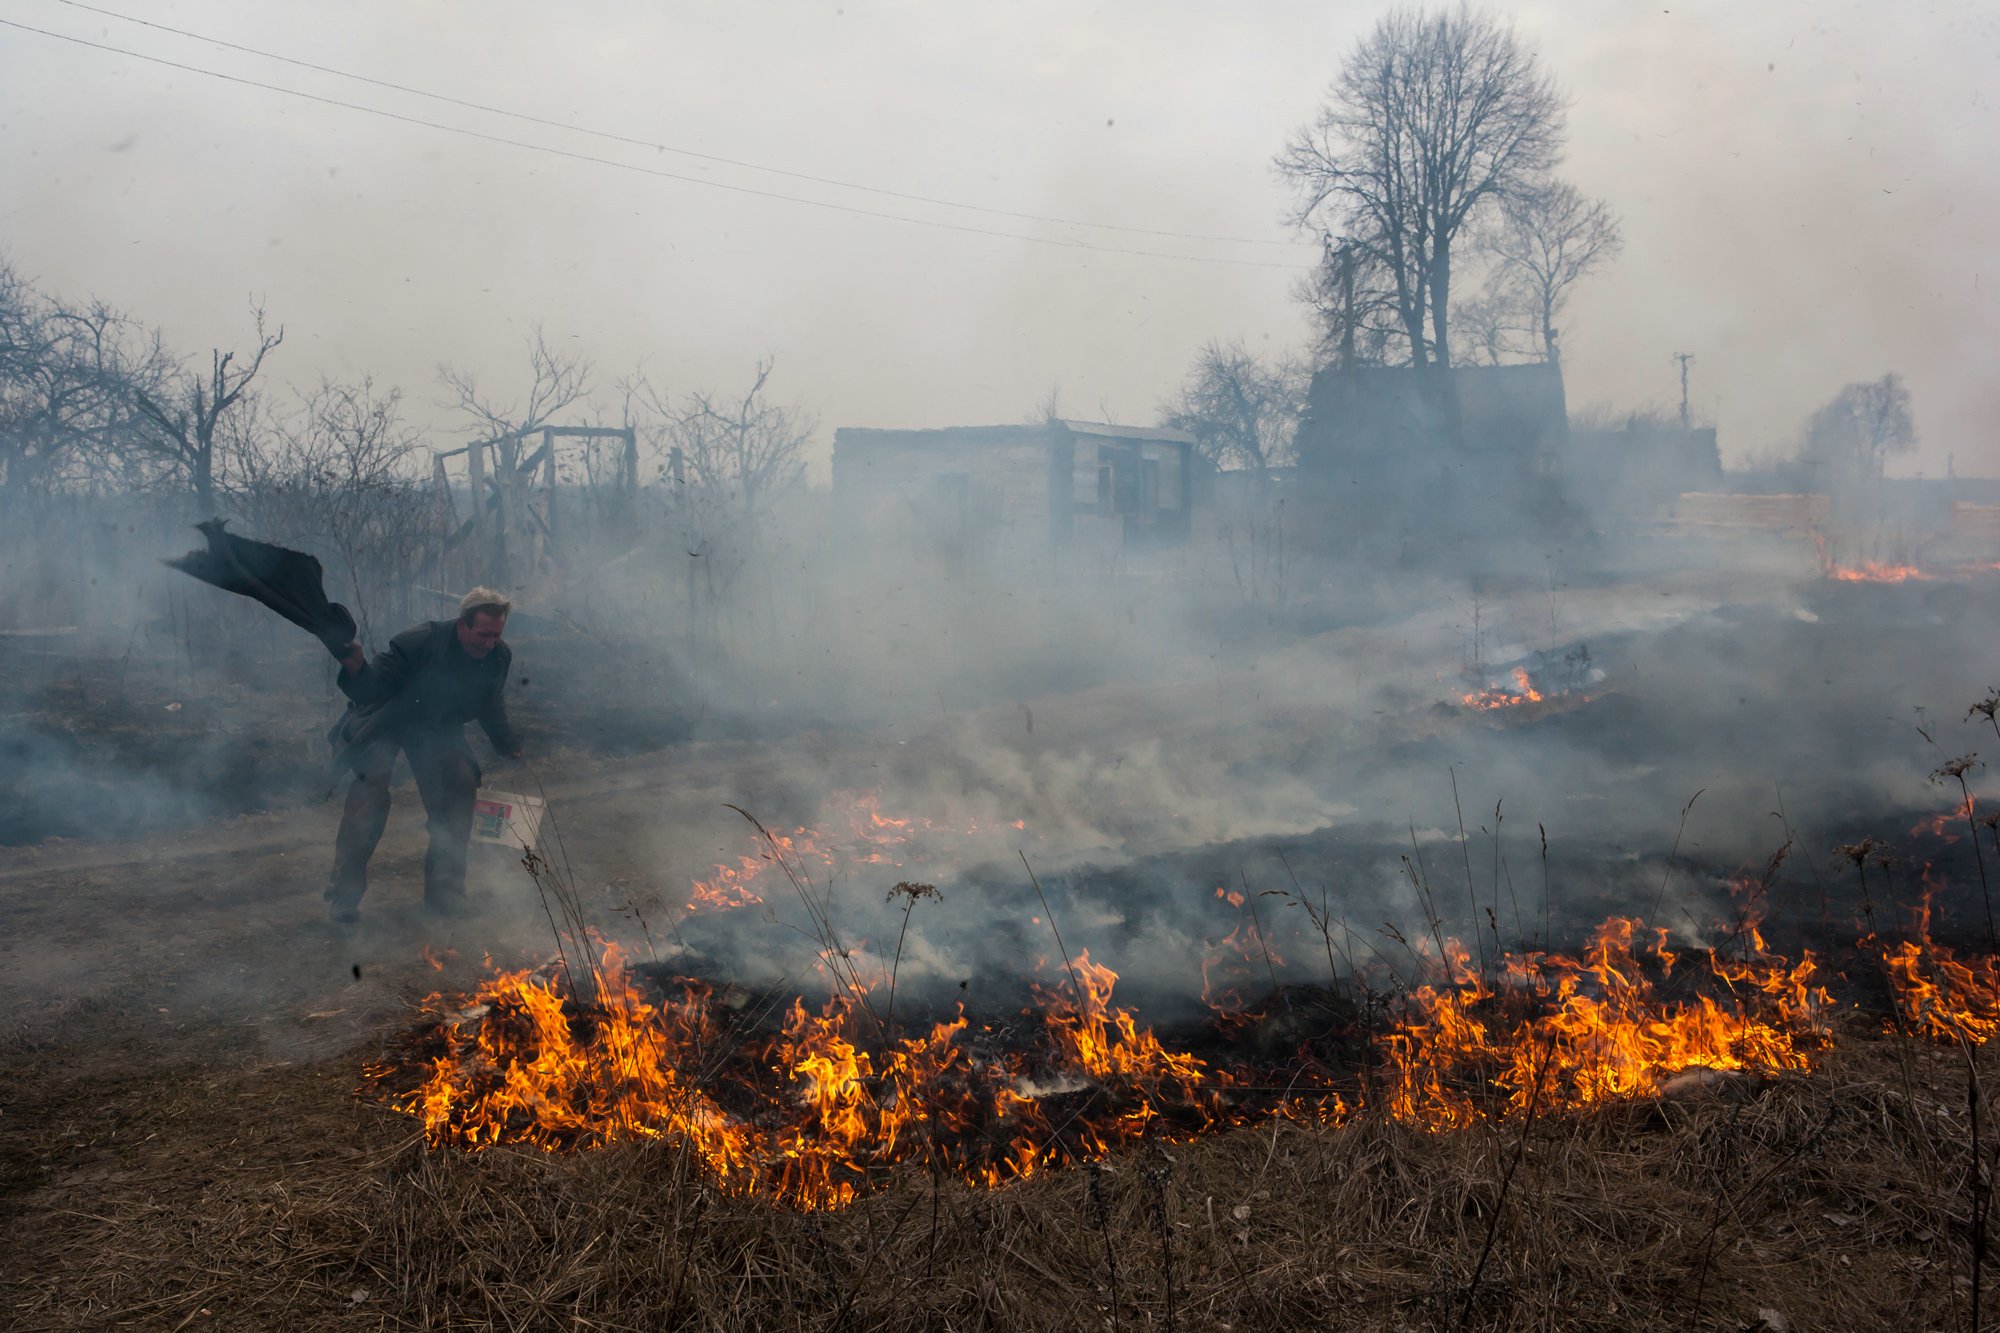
1338;241;1356;371
1673;352;1695;430
1324;232;1357;370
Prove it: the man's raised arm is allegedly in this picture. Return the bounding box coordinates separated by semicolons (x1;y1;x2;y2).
337;635;415;707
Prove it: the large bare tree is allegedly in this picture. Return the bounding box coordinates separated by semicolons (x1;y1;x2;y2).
1161;340;1306;478
1486;179;1621;362
1276;5;1565;371
129;305;284;514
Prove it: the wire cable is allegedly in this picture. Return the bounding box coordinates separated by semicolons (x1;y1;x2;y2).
49;0;1312;251
1;17;1304;269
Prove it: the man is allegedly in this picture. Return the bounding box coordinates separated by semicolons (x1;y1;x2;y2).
324;587;524;924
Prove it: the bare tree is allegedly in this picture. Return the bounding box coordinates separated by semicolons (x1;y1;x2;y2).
1026;383;1066;427
1447;282;1527;367
1486;179;1621;362
665;359;812;529
437;325;592;586
1798;373;1916;481
1276;5;1565;371
129;305;284;514
1161;340;1306;477
622;358;814;620
0;260;169;502
234;376;436;639
437;323;592;444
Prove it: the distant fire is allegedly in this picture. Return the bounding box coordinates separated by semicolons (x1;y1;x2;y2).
1461;666;1546;711
687;791;1007;913
1828;561;1930;584
1911;794;1975;843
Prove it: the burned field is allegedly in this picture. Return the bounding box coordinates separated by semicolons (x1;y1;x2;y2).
5;568;2000;1330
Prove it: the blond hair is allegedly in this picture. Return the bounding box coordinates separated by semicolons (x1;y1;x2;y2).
458;586;513;621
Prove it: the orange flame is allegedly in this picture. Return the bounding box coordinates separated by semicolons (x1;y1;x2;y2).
372;905;1849;1210
1380;916;1827;1127
1200;887;1287;1018
1829;561;1930;583
1910;794;1975;843
687;791;1016;913
1460;667;1546;711
1877;895;2000;1043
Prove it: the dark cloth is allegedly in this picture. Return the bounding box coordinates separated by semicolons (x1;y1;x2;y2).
327;741;480;909
328;619;519;762
164;519;357;657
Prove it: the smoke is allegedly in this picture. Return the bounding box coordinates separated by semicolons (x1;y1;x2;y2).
402;480;1999;1024
5;3;1999;1046
7;432;2000;1098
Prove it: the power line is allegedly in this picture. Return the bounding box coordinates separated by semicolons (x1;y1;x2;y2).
2;17;1309;270
2;16;1304;270
51;0;1311;252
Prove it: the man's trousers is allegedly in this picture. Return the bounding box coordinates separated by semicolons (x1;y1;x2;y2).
327;736;479;913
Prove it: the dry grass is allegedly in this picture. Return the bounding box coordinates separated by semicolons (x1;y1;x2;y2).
3;1010;1990;1331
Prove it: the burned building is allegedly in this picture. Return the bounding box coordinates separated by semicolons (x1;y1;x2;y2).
1560;415;1724;528
1292;360;1577;568
830;419;1195;569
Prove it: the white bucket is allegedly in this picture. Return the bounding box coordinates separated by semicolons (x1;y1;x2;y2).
471;790;547;851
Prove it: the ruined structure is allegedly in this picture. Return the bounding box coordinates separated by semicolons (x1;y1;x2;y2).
830;419;1195;569
1562;415;1723;527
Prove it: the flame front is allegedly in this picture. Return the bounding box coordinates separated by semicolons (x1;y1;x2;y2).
371;908;1847;1211
372;941;1253;1210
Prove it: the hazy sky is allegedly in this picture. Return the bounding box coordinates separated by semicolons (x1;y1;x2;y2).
2;0;1994;477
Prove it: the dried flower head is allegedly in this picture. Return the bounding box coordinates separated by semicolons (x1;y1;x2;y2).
1932;755;1980;783
1835;838;1882;866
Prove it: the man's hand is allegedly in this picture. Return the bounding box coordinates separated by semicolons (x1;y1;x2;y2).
338;642;365;675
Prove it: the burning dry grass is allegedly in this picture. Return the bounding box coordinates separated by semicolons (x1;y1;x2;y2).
1459;666;1547;711
7;1018;1994;1331
1828;560;1930;584
356;912;1831;1216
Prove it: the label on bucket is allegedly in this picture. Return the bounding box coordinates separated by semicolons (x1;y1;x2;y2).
472;791;545;848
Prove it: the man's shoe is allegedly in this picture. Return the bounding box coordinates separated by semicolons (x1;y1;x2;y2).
327;900;361;925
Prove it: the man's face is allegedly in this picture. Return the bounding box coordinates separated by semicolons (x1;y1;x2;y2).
457;610;507;658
